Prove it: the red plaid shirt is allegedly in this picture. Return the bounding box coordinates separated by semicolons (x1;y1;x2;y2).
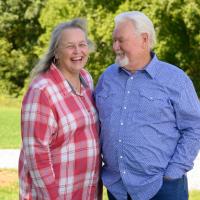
19;64;101;200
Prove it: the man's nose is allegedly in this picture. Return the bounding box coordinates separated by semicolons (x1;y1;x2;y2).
113;41;120;51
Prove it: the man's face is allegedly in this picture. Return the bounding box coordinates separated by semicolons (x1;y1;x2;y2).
112;20;145;71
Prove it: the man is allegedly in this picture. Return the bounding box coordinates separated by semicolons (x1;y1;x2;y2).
95;11;200;200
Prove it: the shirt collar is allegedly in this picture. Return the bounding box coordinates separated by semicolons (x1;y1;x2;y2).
49;63;88;95
66;75;88;94
118;52;159;79
144;52;159;79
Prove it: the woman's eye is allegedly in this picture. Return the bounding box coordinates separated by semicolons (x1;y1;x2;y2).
66;45;74;49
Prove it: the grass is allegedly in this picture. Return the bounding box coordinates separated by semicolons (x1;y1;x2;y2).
0;95;21;108
0;169;18;200
189;191;200;200
0;106;21;149
0;182;19;200
0;169;199;200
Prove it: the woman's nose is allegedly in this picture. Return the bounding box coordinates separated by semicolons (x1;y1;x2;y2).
73;45;80;53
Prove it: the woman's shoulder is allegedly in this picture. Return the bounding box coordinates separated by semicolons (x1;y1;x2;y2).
30;74;52;91
22;74;57;106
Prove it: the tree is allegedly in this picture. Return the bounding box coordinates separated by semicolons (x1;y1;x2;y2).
1;0;200;96
0;0;45;96
149;0;200;95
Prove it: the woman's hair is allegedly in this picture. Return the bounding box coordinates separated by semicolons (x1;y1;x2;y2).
31;18;94;79
114;11;156;49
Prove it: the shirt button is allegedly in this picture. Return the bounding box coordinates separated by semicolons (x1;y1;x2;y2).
120;122;124;126
120;156;123;159
127;91;130;94
123;171;126;174
130;77;133;80
119;139;122;142
124;106;127;109
150;97;153;100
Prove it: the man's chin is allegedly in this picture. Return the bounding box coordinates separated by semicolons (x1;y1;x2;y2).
115;58;129;67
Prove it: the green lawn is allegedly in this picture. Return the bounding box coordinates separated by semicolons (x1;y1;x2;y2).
0;106;21;148
0;182;18;200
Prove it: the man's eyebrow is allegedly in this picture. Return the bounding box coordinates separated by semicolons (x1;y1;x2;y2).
113;36;124;40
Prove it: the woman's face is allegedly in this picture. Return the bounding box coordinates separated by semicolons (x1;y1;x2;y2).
55;28;89;75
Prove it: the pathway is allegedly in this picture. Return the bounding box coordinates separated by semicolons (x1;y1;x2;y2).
0;149;199;190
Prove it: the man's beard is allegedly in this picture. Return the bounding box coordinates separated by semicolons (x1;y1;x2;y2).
115;55;129;67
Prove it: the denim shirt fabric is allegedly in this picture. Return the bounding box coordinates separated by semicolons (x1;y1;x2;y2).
95;53;200;200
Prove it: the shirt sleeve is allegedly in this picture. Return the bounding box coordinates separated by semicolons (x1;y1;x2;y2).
165;76;200;178
21;87;58;199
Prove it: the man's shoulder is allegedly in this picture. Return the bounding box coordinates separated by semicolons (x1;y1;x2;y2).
95;64;118;90
156;60;189;85
158;60;184;75
100;63;119;78
105;63;119;72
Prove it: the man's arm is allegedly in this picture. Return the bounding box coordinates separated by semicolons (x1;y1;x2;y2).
165;76;200;179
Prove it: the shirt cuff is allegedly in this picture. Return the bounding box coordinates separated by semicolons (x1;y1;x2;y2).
164;163;186;179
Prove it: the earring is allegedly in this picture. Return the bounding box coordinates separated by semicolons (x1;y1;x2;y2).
53;57;56;64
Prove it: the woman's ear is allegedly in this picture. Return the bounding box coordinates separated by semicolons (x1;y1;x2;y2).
54;50;58;59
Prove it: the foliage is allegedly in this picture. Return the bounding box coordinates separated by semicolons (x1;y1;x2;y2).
0;0;200;96
0;0;46;96
149;0;200;94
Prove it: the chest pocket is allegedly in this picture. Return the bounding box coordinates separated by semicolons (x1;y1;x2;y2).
96;91;117;120
135;89;170;122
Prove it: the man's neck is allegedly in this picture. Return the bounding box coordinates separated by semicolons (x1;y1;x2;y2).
126;53;152;73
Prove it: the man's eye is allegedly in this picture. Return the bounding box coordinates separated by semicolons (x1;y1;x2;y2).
113;39;124;43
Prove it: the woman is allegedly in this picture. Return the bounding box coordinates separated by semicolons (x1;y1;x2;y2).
18;18;101;200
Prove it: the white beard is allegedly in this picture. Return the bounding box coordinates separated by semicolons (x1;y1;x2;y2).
115;55;129;67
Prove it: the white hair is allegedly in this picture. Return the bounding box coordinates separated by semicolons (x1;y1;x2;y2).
114;11;156;49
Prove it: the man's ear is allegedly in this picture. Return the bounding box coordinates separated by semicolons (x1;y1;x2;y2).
141;33;149;49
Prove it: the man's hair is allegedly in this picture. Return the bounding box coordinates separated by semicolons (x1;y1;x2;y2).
31;18;94;79
114;11;156;49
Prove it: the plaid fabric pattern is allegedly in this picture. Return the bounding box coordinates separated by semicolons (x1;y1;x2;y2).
19;64;101;200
